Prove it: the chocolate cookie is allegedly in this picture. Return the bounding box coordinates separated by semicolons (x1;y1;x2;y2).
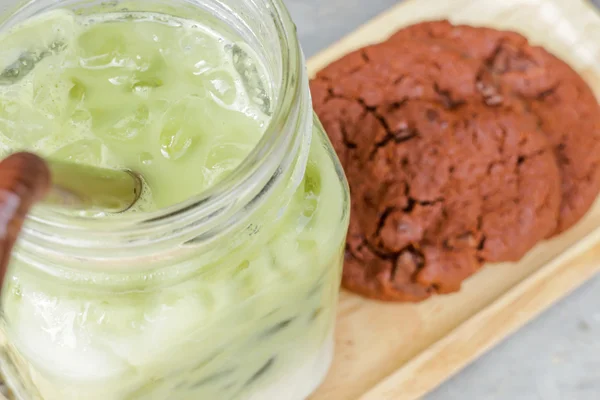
311;40;561;302
313;39;482;109
391;21;600;233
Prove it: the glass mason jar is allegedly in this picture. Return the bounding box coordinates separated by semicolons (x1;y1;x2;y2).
0;1;350;399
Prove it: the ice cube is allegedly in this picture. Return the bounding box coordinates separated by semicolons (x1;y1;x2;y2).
32;60;78;120
77;20;171;76
71;280;210;369
8;283;130;381
76;23;131;70
159;101;199;160
74;53;166;113
50;138;104;165
131;54;167;92
203;69;238;107
131;76;163;99
103;295;205;367
107;105;149;141
71;68;136;111
90;103;150;142
178;31;221;76
269;226;318;279
203;142;253;186
206;142;252;167
65;108;93;144
160;123;194;161
300;163;322;223
107;75;130;86
0;98;50;147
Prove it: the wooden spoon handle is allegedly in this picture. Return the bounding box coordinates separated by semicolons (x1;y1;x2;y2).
0;152;50;289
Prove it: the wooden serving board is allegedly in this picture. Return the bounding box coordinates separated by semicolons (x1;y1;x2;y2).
307;0;600;399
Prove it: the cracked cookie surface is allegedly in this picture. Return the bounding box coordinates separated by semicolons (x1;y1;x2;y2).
391;20;600;233
311;39;561;302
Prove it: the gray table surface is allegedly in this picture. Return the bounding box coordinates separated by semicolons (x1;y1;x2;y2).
284;0;600;399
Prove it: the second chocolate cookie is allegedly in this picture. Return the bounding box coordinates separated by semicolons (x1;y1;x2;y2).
391;20;600;234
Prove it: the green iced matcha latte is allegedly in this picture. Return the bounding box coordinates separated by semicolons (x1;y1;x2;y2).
0;3;349;400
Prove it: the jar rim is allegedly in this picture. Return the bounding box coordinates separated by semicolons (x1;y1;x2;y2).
1;0;305;238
